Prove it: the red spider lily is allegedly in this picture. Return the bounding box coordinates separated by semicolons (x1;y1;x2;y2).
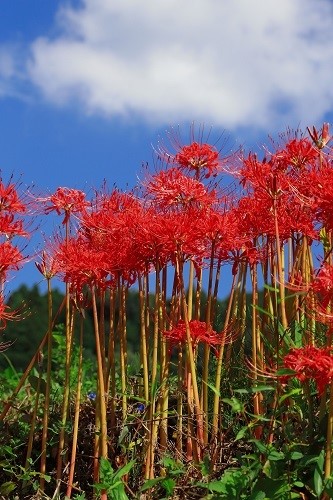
234;189;318;242
55;235;111;291
41;187;90;224
163;319;220;349
153;209;207;267
35;250;60;280
0;179;26;214
307;123;331;150
0;241;24;278
129;208;173;270
81;189;141;239
144;167;217;210
0;214;28;238
311;262;333;309
81;189;148;281
299;163;333;232
239;152;290;197
195;206;244;263
281;346;333;395
274;138;319;170
0;293;24;329
174;142;220;178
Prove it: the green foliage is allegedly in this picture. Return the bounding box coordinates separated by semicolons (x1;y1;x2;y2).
140;456;186;499
93;457;135;499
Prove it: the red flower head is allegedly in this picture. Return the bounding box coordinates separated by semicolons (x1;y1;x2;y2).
144;167;217;210
0;214;28;238
307;123;331;150
282;346;333;395
0;293;23;330
174;142;220;178
163;319;223;354
274;138;318;171
0;178;26;214
42;187;90;224
311;262;333;309
154;125;234;181
35;249;60;280
55;235;110;292
0;241;24;279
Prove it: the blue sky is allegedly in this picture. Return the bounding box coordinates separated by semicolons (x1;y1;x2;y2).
1;0;333;292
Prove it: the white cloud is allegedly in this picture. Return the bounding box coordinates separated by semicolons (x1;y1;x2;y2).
25;0;333;130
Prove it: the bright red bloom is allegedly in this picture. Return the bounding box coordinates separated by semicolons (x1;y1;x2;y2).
275;138;318;170
239;152;290;196
144;167;217;210
307;123;331;150
0;241;24;277
0;214;28;238
42;187;90;224
311;262;333;309
163;319;222;351
300;163;333;232
55;235;110;291
174;142;220;178
81;189;147;282
0;179;26;214
282;346;333;394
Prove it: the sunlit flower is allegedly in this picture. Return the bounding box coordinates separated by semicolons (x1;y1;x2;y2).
282;346;333;395
163;319;222;353
307;123;331;150
174;142;220;178
35;250;60;280
144;167;217;210
55;235;110;291
0;178;26;214
0;214;28;238
41;187;90;224
0;241;24;277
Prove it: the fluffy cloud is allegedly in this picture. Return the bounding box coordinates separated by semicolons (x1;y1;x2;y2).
25;0;333;130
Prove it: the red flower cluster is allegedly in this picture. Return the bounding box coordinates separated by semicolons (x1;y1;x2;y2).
282;346;333;394
174;142;220;178
163;319;222;353
0;176;29;332
41;187;90;224
145;167;217;210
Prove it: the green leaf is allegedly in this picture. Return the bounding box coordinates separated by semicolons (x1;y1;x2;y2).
221;397;245;413
100;456;113;477
234;385;275;395
314;449;325;497
252;304;274;319
201;455;211;476
267;449;285;461
249;439;267;454
290;452;303;460
118;426;129;446
161;477;175;496
275;368;297;377
201;379;220;396
113;460;135;481
279;388;302;404
235;426;248;441
247;491;266;500
263;283;279;293
140;478;162;492
28;374;47;395
0;481;16;495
